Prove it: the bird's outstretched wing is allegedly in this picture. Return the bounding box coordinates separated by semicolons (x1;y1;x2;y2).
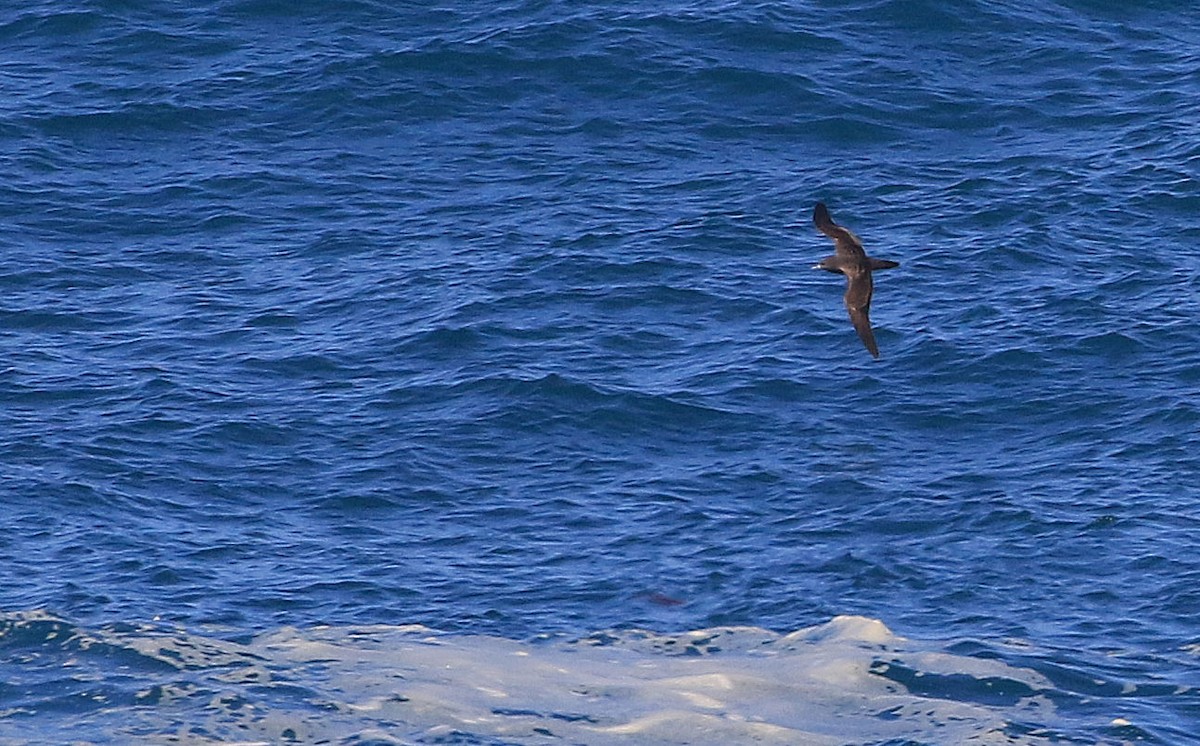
843;271;879;358
813;202;866;261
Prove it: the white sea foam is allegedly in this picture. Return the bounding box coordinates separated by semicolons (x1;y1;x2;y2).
38;614;1063;744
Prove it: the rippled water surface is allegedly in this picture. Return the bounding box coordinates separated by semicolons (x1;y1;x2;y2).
2;1;1199;743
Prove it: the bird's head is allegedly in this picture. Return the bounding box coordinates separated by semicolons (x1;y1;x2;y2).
813;256;839;272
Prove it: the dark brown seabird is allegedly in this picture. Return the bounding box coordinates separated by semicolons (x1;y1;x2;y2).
812;202;899;359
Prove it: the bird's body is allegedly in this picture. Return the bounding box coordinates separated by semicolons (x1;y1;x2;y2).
812;202;899;358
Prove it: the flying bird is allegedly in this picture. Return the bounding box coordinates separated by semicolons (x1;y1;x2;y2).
812;202;899;358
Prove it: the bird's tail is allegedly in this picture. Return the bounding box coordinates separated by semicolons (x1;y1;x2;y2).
869;259;899;270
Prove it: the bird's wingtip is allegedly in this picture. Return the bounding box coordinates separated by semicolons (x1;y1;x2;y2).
813;202;832;228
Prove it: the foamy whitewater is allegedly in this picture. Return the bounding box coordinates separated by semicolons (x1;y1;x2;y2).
4;611;1074;744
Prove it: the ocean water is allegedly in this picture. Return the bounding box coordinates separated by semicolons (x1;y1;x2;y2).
2;0;1199;743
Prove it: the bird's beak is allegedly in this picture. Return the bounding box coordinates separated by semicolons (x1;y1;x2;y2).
811;264;823;270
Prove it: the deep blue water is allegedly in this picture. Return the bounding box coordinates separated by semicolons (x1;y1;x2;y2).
3;0;1200;742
